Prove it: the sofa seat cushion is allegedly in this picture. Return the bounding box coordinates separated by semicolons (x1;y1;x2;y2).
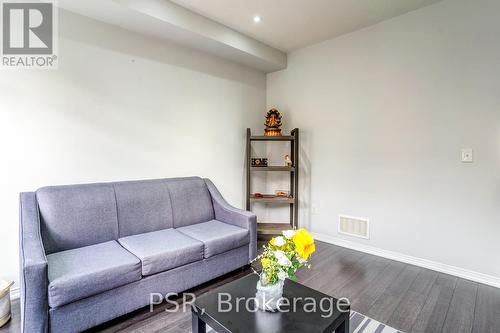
47;241;142;308
118;229;204;276
177;220;249;258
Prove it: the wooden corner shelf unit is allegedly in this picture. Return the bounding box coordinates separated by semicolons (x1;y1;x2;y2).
246;128;299;237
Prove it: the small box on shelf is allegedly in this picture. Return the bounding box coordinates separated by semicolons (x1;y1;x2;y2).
251;158;268;167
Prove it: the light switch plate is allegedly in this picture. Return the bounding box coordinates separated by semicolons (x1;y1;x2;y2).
461;148;473;163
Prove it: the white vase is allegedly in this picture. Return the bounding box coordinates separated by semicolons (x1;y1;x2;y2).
255;278;284;311
0;280;13;328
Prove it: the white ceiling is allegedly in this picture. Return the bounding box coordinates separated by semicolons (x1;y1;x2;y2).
57;0;443;72
170;0;442;52
57;0;287;72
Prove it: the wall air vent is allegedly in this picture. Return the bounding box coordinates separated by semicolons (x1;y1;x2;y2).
338;215;369;239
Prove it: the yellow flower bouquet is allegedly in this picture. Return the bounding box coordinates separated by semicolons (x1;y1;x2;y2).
252;228;315;310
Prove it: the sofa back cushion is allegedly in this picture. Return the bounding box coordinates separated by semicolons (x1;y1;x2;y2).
166;177;214;228
36;177;215;254
114;179;173;237
37;183;119;254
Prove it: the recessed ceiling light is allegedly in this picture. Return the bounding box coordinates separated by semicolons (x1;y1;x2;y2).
253;16;261;23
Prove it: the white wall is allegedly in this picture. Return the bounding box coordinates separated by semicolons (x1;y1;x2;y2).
0;10;266;287
267;0;500;279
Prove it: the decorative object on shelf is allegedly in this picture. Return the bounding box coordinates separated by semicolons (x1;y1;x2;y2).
252;192;263;198
252;228;315;311
284;154;293;167
0;280;14;328
250;194;294;204
264;108;282;136
275;190;290;197
251;158;268;167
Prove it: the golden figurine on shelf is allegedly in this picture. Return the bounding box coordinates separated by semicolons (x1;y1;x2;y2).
264;108;282;136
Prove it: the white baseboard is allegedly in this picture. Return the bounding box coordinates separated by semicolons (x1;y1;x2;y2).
10;287;20;300
312;232;500;289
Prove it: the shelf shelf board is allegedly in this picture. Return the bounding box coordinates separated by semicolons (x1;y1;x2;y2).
251;166;295;172
250;135;295;141
257;222;292;235
250;195;294;204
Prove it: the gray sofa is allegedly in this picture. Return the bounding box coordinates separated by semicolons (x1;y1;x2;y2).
19;177;256;333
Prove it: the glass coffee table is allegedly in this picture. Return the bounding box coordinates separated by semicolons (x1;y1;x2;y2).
192;274;350;333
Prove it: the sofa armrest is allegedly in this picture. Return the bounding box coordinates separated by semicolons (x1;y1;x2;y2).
204;179;257;261
19;192;49;333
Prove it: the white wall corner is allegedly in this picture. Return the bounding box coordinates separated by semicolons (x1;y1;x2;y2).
312;232;500;289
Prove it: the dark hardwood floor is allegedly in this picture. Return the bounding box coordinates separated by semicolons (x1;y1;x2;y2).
2;241;499;333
